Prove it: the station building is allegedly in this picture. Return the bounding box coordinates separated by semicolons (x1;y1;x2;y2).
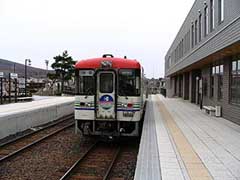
165;0;240;124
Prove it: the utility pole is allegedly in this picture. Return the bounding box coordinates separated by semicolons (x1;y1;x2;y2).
25;59;31;97
0;72;3;104
8;73;11;103
12;63;16;73
45;60;49;70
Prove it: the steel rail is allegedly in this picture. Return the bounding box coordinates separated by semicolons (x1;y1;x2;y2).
0;121;74;163
103;147;121;180
59;141;99;180
60;142;121;180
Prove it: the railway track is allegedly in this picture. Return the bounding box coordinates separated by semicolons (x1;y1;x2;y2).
0;114;74;163
60;141;121;180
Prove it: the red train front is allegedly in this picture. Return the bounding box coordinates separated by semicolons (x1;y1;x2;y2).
75;54;147;137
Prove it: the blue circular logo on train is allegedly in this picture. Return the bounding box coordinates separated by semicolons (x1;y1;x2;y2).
99;95;114;110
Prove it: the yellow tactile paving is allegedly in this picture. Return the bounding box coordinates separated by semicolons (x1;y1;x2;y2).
156;96;213;180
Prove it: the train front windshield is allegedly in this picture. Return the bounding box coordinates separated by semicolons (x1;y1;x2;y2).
118;69;140;96
76;70;95;95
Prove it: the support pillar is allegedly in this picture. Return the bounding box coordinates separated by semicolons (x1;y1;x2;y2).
183;72;189;100
189;71;197;103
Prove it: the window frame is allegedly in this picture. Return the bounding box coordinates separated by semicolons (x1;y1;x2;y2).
118;69;141;97
210;65;215;98
210;0;215;32
217;64;224;100
99;73;114;93
210;74;214;98
218;0;224;24
204;6;209;37
191;23;194;48
77;69;95;95
199;13;202;42
195;20;198;45
230;59;240;105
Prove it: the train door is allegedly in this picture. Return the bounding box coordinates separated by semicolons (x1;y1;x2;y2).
96;71;116;120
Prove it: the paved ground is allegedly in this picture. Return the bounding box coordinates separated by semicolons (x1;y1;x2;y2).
0;96;74;116
0;96;74;139
135;95;240;180
134;98;162;180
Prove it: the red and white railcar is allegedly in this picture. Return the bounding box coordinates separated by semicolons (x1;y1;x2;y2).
75;54;147;137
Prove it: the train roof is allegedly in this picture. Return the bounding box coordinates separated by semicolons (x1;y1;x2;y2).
75;56;141;69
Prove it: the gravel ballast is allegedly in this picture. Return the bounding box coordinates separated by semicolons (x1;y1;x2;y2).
0;127;95;180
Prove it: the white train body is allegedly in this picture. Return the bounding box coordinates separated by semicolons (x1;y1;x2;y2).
75;54;147;137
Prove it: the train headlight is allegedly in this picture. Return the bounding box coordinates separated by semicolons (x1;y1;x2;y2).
121;103;127;108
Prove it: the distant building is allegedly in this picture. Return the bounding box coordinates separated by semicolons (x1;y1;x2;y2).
159;78;166;89
0;58;51;96
148;78;159;94
165;0;240;124
148;78;166;95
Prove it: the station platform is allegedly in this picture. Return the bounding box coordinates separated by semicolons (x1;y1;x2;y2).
0;96;74;139
135;95;240;180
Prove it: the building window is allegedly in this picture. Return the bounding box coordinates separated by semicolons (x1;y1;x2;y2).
199;14;202;42
195;20;198;45
216;65;219;74
218;0;224;23
177;44;179;61
203;78;208;96
210;63;224;99
210;0;215;32
191;24;194;48
174;49;177;63
187;30;191;51
204;6;209;37
180;42;181;58
181;39;183;58
168;56;171;67
230;59;240;104
167;56;171;69
218;64;223;100
176;46;178;61
210;66;215;98
183;34;187;55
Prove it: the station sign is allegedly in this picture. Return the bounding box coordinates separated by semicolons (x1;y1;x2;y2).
0;72;3;78
18;78;26;88
10;73;18;79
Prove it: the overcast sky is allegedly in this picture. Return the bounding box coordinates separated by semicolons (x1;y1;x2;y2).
0;0;194;78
